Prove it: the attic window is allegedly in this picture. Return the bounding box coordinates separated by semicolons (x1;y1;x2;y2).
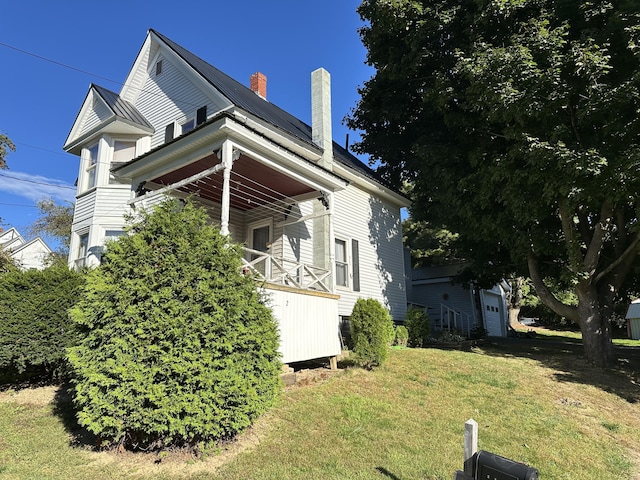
155;60;163;76
180;118;195;135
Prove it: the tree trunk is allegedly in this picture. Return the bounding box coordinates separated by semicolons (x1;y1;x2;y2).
576;283;616;367
507;277;523;330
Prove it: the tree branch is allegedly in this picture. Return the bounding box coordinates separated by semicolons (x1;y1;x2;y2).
594;230;640;284
528;253;579;323
583;200;613;273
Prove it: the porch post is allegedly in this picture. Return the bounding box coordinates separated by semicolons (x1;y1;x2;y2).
220;140;233;236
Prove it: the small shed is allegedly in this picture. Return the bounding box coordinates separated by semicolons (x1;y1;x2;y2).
624;300;640;340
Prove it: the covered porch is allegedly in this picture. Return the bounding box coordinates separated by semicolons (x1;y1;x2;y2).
114;115;347;363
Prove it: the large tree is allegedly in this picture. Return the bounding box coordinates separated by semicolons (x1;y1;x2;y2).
348;0;640;366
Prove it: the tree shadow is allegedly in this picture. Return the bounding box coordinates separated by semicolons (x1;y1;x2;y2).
368;197;406;321
375;466;403;479
479;337;640;404
51;383;97;448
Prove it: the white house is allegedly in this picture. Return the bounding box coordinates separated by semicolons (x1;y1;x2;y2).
63;29;410;366
0;227;52;270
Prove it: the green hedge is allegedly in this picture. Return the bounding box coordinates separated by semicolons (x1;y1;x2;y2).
67;199;282;451
350;298;394;368
405;307;430;347
0;262;84;384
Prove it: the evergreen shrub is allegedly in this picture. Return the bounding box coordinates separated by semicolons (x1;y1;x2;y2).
67;199;281;451
0;262;84;384
349;298;394;368
405;307;430;347
394;325;409;347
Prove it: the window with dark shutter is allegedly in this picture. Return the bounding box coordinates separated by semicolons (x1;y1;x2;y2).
352;239;360;292
196;106;207;125
164;123;174;143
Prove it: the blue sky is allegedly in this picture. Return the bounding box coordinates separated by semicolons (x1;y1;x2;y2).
0;1;373;242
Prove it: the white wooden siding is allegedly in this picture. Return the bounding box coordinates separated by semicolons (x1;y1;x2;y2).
133;53;230;150
72;190;97;224
78;97;113;139
264;287;341;363
332;186;407;322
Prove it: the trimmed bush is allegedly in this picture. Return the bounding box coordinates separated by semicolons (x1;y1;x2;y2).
349;298;394;368
67;199;281;451
0;262;84;384
405;307;430;347
394;325;409;347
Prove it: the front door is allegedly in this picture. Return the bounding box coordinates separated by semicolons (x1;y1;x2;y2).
248;221;271;277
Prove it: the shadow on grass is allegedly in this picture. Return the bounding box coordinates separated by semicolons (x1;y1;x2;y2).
376;466;402;479
51;383;97;448
478;337;640;404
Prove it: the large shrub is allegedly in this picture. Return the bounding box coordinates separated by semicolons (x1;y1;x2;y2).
0;262;84;384
350;298;394;368
405;307;430;347
67;199;281;451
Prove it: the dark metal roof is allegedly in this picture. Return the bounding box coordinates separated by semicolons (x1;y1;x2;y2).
150;29;401;194
92;84;153;131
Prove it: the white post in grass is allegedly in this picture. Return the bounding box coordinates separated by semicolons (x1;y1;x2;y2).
464;418;478;475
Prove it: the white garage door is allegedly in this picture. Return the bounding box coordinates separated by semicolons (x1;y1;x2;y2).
483;293;503;336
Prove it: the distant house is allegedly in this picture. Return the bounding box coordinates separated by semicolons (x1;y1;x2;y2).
624;300;640;340
63;29;410;366
405;254;509;337
0;227;52;270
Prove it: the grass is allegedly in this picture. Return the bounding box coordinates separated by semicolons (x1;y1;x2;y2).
1;337;640;479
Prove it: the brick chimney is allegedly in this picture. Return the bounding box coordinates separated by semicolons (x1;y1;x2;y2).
250;72;267;99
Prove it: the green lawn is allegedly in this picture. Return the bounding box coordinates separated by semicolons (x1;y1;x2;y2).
1;340;639;479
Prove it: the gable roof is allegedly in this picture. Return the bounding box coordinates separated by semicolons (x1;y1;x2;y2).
149;29;401;195
92;84;154;131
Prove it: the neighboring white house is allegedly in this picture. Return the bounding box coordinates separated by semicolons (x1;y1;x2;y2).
405;255;509;337
63;29;410;365
0;227;52;271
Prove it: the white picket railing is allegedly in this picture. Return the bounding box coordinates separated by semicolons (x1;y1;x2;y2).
439;304;472;337
242;247;332;293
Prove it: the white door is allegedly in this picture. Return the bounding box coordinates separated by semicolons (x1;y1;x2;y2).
482;292;503;336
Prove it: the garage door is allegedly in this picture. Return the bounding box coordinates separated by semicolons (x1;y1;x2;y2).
483;293;503;336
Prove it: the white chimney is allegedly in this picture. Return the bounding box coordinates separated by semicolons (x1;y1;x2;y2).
311;68;333;170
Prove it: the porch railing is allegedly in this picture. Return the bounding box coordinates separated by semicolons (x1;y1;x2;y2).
438;304;472;337
241;247;332;293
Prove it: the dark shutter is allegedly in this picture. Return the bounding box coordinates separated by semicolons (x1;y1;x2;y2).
196;106;207;125
164;123;174;143
352;239;360;292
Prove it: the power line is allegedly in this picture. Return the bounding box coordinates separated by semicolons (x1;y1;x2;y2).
0;40;205;110
0;172;75;190
0;202;38;208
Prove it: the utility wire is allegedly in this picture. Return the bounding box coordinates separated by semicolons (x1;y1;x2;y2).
0;41;205;110
0;172;75;190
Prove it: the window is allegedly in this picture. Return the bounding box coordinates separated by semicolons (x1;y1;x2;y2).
110;141;136;184
86;143;98;189
75;233;89;268
180;117;195;135
335;239;348;287
155;59;163;76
